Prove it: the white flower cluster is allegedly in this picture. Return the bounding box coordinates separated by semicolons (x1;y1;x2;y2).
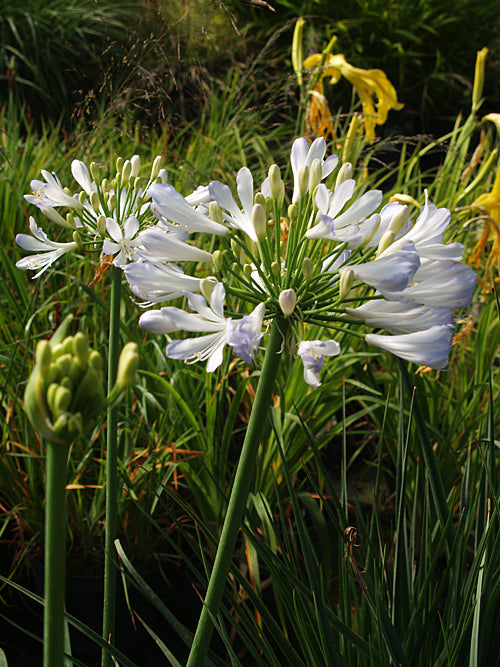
17;138;477;386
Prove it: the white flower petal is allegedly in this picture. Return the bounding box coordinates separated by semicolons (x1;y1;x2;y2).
365;325;454;369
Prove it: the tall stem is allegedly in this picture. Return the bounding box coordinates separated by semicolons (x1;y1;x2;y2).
44;440;69;667
186;316;288;667
102;266;122;665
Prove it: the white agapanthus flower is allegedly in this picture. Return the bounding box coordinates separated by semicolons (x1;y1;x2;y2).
298;340;341;387
139;283;265;371
15;217;79;278
290;137;338;202
102;216;141;266
365;325;455;370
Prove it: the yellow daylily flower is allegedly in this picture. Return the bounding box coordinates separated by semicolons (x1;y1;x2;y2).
469;153;500;290
304;52;403;143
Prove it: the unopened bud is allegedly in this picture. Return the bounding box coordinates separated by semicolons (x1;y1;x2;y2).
298;165;309;198
302;257;313;281
72;230;84;251
212;250;223;271
90;191;100;213
243;263;253;277
339;268;354;299
121;160;132;184
96;215;107;236
130;155;141;178
36;340;52;371
200;278;216;302
388;205;410;236
376;230;396;256
115;342;139;393
335;162;353;188
271;261;281;277
279;289;297;316
150;155;162;181
210;201;224;225
90;162;99;183
268;164;284;204
254;192;266;207
308;159;322;194
288;203;298;224
472;48;488;112
252;203;267;241
116;157;123;175
108;192;117;211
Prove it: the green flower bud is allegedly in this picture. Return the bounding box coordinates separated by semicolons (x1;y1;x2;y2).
279;289;297;316
268;164;284;204
254;192;266;207
114;342;140;393
271;261;281;277
252;203;267;241
101;178;109;193
339;268;354;300
376;230;396;257
90;191;100;213
200;278;216;302
78;191;87;205
243;263;253;277
150;155;162;181
308;159;322;194
302;257;313;281
36;340;52;371
97;215;107;237
298;165;309;199
212;250;224;272
335;162;353;189
90;161;99;183
130;155;141;178
66;213;77;229
121;160;132;184
108;192;117;212
72;230;84;251
73;332;89;362
210;201;224;225
388;205;410;236
116;156;123;175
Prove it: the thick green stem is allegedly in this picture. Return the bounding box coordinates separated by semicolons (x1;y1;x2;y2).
102;266;122;665
186;317;288;667
44;440;69;667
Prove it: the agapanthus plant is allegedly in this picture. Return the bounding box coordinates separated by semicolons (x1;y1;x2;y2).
112;136;476;666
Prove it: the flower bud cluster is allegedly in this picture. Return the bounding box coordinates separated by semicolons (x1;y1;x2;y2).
24;328;105;444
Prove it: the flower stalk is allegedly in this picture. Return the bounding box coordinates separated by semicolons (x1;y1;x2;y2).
186;316;289;667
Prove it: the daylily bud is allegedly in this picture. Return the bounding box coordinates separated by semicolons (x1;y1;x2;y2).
472;48;488;112
342;114;361;163
335;162;353;188
279;289;297;316
210;201;224;225
339;268;354;299
302;257;313;281
292;17;305;86
150;155;162;181
252;203;267;241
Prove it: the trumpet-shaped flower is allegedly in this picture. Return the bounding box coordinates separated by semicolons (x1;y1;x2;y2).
342;242;420;292
346;300;454;334
365;325;455;369
304;52;403;143
298;339;341;387
25;170;83;210
15;217;78;278
139;284;265;371
124;259;202;305
149;183;227;236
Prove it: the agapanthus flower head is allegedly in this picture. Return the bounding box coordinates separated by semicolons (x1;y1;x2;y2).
116;137;476;382
18;154;166;278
